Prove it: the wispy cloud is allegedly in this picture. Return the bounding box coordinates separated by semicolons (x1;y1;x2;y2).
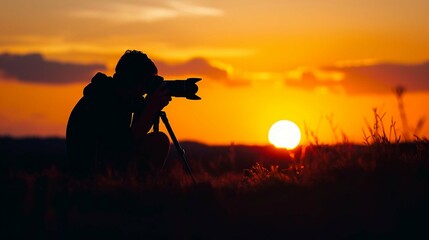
285;61;429;95
0;53;105;84
71;1;223;23
167;1;224;16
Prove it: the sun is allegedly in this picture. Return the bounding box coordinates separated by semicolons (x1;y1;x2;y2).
268;120;301;150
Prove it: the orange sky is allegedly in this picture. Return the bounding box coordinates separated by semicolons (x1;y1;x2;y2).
1;0;428;145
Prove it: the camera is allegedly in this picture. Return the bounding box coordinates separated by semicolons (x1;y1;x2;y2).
149;76;202;100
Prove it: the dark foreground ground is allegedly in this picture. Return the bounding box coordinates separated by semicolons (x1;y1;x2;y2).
1;137;429;239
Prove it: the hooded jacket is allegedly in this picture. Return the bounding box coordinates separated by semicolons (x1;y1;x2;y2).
66;72;135;177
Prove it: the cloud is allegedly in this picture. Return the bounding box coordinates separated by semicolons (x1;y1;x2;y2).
71;1;223;23
286;61;429;94
0;52;247;87
155;57;249;87
0;53;106;84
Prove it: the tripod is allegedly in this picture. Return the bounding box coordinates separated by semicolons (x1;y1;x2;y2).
153;111;197;184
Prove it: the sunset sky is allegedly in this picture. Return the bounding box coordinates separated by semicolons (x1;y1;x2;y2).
1;0;428;145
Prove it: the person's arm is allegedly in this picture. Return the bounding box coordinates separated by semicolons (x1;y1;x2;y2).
131;84;171;141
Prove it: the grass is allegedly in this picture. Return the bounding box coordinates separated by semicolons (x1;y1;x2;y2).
2;110;429;239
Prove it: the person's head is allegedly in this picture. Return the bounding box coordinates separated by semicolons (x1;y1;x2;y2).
113;50;159;96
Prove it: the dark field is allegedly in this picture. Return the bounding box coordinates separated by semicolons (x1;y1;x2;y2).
1;137;429;239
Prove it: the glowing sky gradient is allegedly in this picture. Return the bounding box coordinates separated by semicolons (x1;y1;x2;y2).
1;0;428;145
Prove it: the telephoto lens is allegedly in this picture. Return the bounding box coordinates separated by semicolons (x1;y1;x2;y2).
164;78;201;100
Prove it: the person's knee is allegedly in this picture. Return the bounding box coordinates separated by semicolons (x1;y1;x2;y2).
147;132;170;150
135;132;170;172
138;131;170;158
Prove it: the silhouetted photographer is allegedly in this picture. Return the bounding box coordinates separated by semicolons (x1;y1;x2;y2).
66;50;199;179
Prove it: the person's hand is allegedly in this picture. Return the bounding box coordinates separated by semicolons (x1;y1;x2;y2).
145;82;172;113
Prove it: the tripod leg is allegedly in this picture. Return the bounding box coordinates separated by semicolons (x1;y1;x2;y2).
153;115;160;132
159;111;197;184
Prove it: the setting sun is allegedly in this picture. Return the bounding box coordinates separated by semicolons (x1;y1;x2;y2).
268;120;301;150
